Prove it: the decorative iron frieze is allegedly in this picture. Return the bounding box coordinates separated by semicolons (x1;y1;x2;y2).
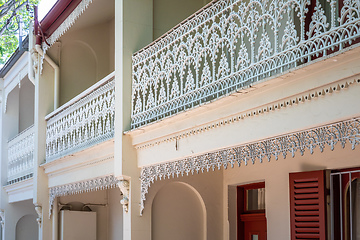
7;125;35;184
46;76;115;162
44;0;93;49
117;180;130;212
131;0;360;128
140;117;360;215
48;175;118;218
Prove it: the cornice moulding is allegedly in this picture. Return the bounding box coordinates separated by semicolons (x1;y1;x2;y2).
133;77;360;150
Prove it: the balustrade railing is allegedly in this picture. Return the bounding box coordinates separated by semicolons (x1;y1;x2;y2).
131;0;360;128
7;125;35;184
45;72;115;162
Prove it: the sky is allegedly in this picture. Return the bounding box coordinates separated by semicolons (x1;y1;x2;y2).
38;0;57;20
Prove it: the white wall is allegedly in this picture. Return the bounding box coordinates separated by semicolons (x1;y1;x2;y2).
15;214;38;240
2;200;38;240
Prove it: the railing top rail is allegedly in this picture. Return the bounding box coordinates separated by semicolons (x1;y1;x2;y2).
132;0;222;63
8;125;35;144
45;71;115;121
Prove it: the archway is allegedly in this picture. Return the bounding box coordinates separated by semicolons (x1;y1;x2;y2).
152;182;206;240
15;214;38;240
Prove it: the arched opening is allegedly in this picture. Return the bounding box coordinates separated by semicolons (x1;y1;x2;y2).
15;214;38;240
152;182;206;240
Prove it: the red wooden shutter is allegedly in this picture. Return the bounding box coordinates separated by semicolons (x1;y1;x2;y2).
289;170;326;240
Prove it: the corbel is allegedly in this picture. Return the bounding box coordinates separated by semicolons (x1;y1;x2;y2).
117;179;130;212
35;205;42;227
0;209;4;229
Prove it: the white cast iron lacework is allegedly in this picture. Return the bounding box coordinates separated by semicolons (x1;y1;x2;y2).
131;0;360;128
7;125;35;185
140;118;360;215
49;175;118;218
46;75;115;162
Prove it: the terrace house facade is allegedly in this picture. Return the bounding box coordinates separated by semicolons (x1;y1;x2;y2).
0;0;359;240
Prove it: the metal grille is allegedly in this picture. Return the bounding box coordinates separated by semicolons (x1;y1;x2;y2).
330;169;360;240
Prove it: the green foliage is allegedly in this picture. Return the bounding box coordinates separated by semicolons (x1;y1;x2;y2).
0;0;38;65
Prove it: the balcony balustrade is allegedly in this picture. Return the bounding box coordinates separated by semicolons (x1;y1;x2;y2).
131;0;360;128
7;125;35;184
45;72;115;162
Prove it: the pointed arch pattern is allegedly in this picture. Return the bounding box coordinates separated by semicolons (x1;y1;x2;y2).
131;0;360;128
140;117;360;215
46;73;115;162
7;125;34;184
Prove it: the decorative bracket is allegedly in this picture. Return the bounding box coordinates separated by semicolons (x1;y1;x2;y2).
35;205;42;227
117;180;130;212
0;209;4;229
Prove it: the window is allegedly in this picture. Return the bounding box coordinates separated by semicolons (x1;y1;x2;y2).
237;182;267;240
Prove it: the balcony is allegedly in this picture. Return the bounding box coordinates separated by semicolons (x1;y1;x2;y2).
7;125;35;184
45;72;115;162
131;0;360;128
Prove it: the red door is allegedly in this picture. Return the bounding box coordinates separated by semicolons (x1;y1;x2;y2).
237;182;267;240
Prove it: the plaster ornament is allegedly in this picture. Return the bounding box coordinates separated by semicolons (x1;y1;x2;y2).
117;180;130;212
35;205;42;227
0;209;4;229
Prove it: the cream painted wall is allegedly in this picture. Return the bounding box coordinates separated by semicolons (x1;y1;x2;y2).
224;141;360;240
152;182;205;240
33;57;56;240
47;19;115;106
108;188;123;240
19;78;34;132
153;0;212;39
145;170;223;240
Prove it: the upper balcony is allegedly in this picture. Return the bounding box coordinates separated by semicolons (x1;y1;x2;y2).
131;0;360;129
7;125;35;185
45;72;115;162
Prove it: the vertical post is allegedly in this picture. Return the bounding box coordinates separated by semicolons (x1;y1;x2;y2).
330;174;334;240
35;205;42;240
340;173;343;240
52;197;58;240
349;172;353;240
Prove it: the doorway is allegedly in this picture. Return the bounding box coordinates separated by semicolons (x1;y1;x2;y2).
237;182;267;240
